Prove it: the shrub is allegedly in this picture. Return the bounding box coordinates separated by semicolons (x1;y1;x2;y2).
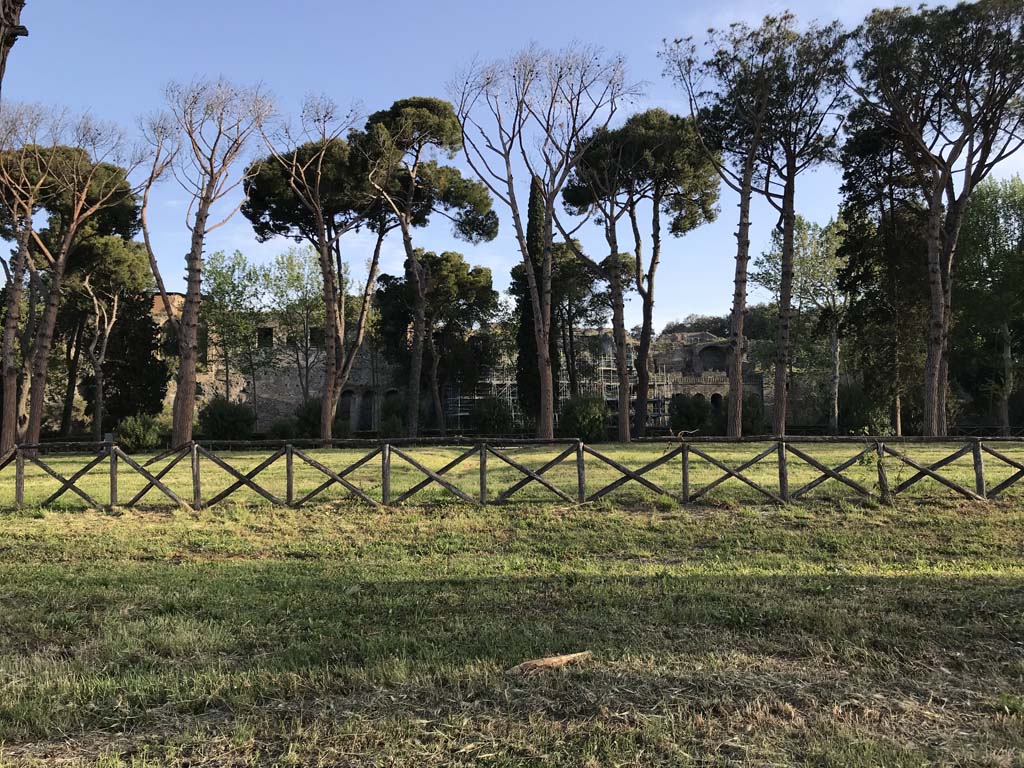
116;414;162;453
669;394;711;433
267;418;298;441
558;395;607;442
741;394;770;435
294;398;352;438
470;397;514;436
199;396;255;440
379;396;405;438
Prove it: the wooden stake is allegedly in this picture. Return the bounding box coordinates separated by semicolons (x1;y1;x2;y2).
382;443;391;505
109;442;118;507
972;440;986;499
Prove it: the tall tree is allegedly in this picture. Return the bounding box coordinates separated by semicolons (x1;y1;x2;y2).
365;97;498;436
453;44;638;438
375;250;497;434
619;109;718;436
663;20;779;436
956;177;1024;435
852;0;1024;435
22;118;140;446
247;96;385;440
753;15;848;436
142;79;270;448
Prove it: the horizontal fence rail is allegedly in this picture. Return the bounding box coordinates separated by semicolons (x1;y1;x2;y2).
2;436;1023;510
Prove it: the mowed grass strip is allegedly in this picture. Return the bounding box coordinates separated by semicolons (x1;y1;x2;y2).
0;499;1021;766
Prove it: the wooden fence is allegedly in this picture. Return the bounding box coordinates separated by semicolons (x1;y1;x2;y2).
1;436;1022;510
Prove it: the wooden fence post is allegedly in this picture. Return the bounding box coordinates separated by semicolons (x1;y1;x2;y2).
876;441;892;504
777;440;789;502
576;441;586;503
681;443;690;504
109;442;118;507
382;443;391;505
14;446;23;507
972;440;986;499
479;443;487;504
286;444;294;506
191;441;201;509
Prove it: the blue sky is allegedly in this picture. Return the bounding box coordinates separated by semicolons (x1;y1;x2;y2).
8;0;1024;331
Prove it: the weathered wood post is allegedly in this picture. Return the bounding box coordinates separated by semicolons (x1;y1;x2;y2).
876;441;892;504
14;446;23;507
972;440;986;499
681;442;690;504
191;441;201;509
285;444;294;506
479;442;487;504
777;439;789;502
576;441;586;503
108;440;118;508
381;442;391;505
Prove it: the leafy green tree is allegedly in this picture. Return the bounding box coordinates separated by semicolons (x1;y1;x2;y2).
852;0;1024;435
954;177;1024;434
618;108;718;436
375;250;498;435
244;97;388;439
365;96;498;436
453;44;636;439
663;19;781;436
263;246;325;403
202;250;272;426
754;217;849;433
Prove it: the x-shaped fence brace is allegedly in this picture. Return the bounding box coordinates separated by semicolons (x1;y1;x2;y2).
388;445;478;504
786;443;874;500
197;444;286;507
290;446;381;507
686;444;782;504
981;443;1024;498
584;444;682;502
882;443;982;501
584;444;681;502
491;443;577;503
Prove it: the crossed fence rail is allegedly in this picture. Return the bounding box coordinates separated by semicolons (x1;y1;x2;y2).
1;435;1022;510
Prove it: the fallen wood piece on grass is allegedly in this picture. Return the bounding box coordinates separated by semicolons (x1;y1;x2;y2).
506;651;593;675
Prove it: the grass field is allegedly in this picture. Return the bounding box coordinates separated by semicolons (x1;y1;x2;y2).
1;443;1023;766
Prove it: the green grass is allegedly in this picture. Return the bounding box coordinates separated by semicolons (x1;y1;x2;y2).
0;481;1022;766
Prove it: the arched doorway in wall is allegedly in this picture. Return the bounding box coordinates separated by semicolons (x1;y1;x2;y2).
710;392;724;412
357;390;374;431
338;390;355;427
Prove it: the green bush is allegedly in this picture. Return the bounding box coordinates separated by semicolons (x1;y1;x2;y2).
741;394;770;435
267;418;298;441
669;394;712;433
294;398;351;438
379;396;405;438
558;395;607;442
116;414;163;453
198;396;255;440
470;397;514;436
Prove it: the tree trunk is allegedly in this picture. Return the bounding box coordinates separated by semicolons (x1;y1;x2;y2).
1001;320;1013;437
60;317;84;437
0;225;29;453
319;242;340;441
922;190;946;437
170;195;213;448
25;266;67;445
727;157;756;437
608;267;631;443
631;195;661;439
92;365;104;444
893;392;902;437
772;169;796;437
404;234;426;438
429;333;445;436
828;328;840;435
